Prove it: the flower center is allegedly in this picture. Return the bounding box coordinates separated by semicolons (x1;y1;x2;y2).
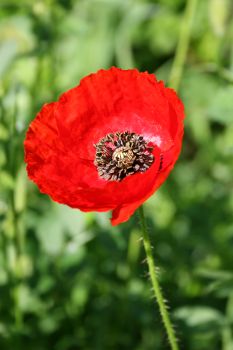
94;131;154;182
112;146;136;169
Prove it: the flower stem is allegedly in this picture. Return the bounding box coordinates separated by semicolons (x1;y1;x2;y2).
168;0;198;91
138;205;179;350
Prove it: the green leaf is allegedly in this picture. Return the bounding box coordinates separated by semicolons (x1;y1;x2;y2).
36;203;92;256
209;0;230;37
174;306;225;329
14;165;27;213
148;9;180;55
0;171;14;189
208;86;233;125
0;124;9;140
15;284;43;313
0;41;18;78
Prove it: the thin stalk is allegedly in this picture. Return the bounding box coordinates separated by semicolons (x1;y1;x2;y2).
8;88;24;330
139;1;198;348
168;0;198;91
138;206;179;350
222;293;233;350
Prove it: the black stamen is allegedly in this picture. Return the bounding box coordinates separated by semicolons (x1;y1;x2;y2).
94;131;154;182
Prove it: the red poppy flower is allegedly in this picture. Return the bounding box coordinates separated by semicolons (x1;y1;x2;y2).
24;67;184;225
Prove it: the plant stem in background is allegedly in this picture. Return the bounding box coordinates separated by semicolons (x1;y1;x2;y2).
137;2;199;348
168;0;198;91
138;206;179;350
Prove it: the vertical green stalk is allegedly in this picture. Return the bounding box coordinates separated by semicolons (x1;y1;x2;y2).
168;0;198;91
8;88;24;330
140;2;198;346
138;206;179;350
141;1;198;347
222;293;233;350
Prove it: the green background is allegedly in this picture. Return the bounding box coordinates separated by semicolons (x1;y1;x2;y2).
0;0;233;349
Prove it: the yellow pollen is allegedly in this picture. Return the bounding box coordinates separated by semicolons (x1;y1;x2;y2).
112;146;136;169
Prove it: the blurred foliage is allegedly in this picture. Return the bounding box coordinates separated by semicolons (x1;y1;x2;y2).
0;0;233;349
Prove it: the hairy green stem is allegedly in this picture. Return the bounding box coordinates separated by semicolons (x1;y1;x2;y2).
168;0;198;91
138;1;198;348
138;206;179;350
